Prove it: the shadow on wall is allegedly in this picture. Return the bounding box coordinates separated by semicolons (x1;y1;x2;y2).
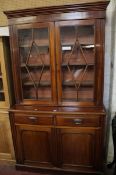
105;0;116;163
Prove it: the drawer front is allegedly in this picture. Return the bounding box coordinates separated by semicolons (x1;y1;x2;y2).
14;114;53;125
56;115;100;127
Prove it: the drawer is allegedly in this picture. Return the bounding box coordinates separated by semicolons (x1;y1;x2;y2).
56;115;100;127
14;114;53;125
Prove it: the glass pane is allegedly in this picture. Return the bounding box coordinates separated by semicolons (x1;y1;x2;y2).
60;25;95;102
0;64;5;101
18;27;51;100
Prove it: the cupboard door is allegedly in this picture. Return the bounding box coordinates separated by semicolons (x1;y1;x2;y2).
57;127;102;171
56;20;96;106
15;124;54;167
14;22;56;105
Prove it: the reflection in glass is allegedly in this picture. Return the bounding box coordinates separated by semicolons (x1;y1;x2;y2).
18;27;51;100
60;25;95;102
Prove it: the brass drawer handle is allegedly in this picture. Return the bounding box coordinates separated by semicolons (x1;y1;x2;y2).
28;116;37;121
53;109;57;112
73;118;83;125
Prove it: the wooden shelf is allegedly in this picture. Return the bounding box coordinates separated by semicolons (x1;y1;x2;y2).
62;98;93;102
21;63;95;68
21;63;50;68
62;43;94;49
22;79;94;88
63;81;94;87
62;63;95;67
19;41;49;48
23;97;51;100
23;81;51;87
19;41;95;48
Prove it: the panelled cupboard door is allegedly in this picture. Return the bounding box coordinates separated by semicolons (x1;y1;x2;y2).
13;22;57;105
15;124;54;167
55;19;104;106
57;127;102;171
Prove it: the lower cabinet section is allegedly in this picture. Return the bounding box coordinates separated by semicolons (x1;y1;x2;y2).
0;112;15;163
11;112;105;174
15;124;54;167
57;127;102;171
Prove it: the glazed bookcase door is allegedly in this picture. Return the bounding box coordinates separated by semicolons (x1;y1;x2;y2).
56;20;96;106
15;22;56;105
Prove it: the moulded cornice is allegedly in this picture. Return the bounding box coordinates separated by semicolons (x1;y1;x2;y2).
4;1;110;18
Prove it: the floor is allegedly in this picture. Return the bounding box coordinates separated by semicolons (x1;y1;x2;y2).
0;164;114;175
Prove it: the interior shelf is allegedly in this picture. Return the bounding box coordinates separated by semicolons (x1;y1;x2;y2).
62;81;94;87
62;98;93;102
19;41;49;48
23;81;51;87
24;97;51;100
61;43;94;49
21;63;50;68
61;63;95;67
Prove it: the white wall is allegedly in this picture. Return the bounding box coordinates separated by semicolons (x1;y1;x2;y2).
0;26;9;36
105;0;116;162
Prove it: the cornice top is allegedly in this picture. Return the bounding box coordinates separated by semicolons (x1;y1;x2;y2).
4;1;110;19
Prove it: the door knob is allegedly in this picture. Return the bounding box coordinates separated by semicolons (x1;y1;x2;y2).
73;118;83;125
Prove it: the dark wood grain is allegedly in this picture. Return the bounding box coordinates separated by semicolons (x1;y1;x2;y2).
5;1;109;174
15;124;54;167
4;1;109;18
57;127;101;171
56;115;101;127
0;164;113;175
